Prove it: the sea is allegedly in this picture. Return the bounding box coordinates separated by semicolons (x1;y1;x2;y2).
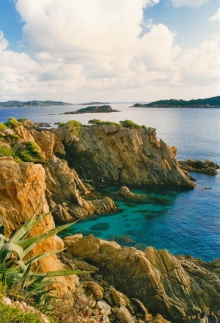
1;103;220;262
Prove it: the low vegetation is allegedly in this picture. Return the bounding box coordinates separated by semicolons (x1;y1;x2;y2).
15;141;45;163
88;119;118;125
119;120;146;129
0;123;7;131
4;118;21;129
58;120;83;136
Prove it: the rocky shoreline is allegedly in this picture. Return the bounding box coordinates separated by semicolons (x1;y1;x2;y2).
0;118;220;322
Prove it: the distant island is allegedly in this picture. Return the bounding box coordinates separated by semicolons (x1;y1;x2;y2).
0;100;72;108
62;105;119;114
132;96;220;108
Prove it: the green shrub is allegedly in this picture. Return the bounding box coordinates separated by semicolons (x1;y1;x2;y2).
0;146;15;157
58;120;83;136
67;120;82;127
5;118;21;129
120;120;140;128
0;123;7;131
16;142;44;163
88;119;118;126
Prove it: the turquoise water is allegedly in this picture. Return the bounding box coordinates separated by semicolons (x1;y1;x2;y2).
60;172;220;261
1;104;220;261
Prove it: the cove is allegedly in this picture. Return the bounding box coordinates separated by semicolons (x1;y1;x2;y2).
60;170;220;262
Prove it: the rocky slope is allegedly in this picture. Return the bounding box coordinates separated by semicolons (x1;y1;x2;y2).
56;124;194;188
64;234;220;322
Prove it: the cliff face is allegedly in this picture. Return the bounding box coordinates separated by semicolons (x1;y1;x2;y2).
0;158;62;273
57;125;194;188
64;234;220;321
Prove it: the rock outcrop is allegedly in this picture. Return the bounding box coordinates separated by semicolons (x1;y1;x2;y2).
45;156;116;222
57;124;195;188
64;234;220;322
179;159;219;175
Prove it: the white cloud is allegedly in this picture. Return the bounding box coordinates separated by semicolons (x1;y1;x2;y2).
0;0;219;102
209;8;220;22
170;0;208;7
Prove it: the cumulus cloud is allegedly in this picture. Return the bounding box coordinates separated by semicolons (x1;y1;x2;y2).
170;0;208;7
0;0;219;101
209;8;220;22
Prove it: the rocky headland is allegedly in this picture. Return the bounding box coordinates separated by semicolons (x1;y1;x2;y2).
0;117;220;322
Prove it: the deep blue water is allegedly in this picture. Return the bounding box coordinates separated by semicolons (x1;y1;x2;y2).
1;104;220;261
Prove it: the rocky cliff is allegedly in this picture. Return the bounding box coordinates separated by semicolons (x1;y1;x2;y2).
0;158;65;274
2;118;216;322
64;234;220;322
56;124;194;188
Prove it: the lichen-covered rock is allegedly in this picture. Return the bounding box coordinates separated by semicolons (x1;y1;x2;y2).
64;234;220;321
57;124;194;188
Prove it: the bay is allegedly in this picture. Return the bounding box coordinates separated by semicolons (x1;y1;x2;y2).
1;103;220;261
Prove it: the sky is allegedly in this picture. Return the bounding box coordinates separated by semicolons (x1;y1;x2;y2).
0;0;220;103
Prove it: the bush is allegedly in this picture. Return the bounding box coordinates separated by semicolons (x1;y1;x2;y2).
16;141;44;163
58;120;83;136
88;119;118;126
120;120;140;128
67;120;82;127
5;118;21;129
0;123;7;131
0;146;15;157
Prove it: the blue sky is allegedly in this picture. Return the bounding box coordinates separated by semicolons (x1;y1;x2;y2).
0;0;219;102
